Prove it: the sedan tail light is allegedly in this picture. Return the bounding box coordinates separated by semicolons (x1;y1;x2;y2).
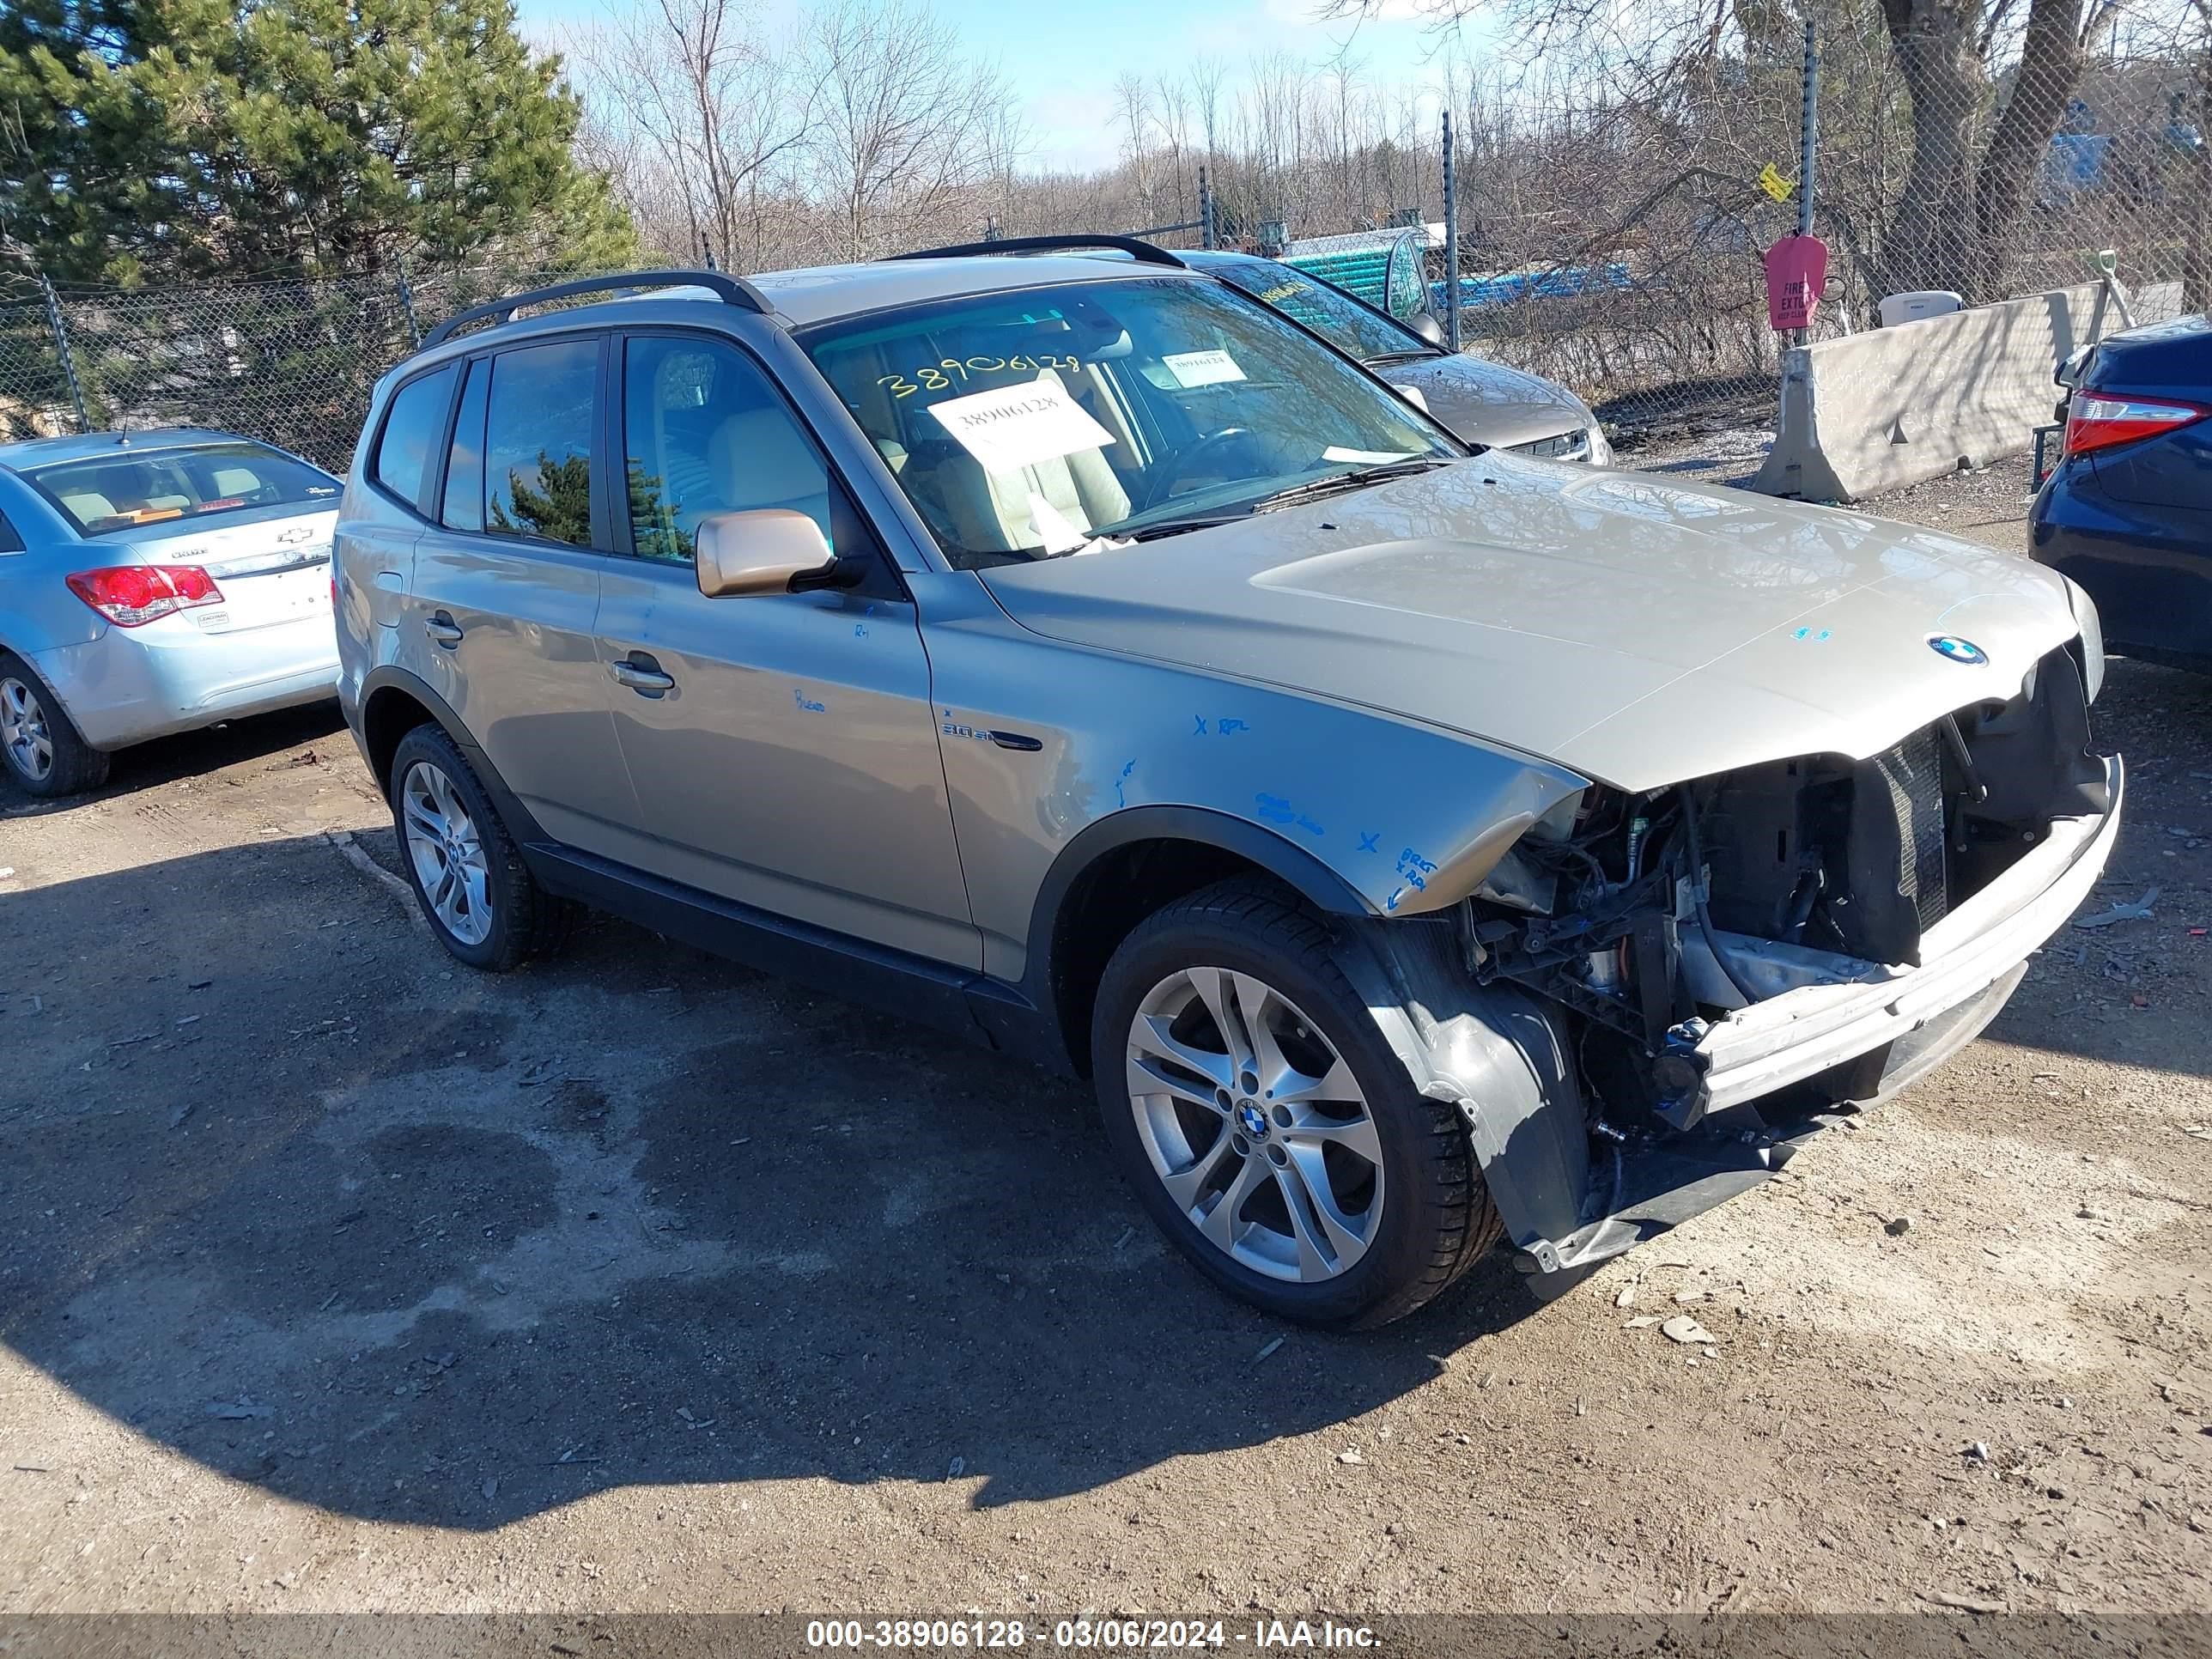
2061;392;2208;459
65;564;224;627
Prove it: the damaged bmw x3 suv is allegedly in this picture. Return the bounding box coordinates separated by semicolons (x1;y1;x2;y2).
334;242;2120;1328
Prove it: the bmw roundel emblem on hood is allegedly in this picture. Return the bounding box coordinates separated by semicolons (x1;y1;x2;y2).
1928;635;1988;665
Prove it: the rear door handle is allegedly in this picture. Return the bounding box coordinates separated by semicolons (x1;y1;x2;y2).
424;613;464;647
609;655;676;696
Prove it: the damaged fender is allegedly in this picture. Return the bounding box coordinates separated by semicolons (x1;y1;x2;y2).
1334;916;1592;1269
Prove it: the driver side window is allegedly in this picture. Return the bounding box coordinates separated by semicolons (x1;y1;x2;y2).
622;336;834;562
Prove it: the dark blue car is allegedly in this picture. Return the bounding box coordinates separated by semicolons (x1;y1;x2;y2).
2031;313;2212;672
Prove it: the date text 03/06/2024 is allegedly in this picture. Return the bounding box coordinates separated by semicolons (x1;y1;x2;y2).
804;1618;1381;1650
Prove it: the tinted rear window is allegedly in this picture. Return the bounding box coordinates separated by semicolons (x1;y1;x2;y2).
372;365;460;510
30;443;339;537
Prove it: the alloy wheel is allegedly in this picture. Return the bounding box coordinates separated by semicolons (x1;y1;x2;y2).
399;760;494;945
0;677;53;783
1124;965;1385;1283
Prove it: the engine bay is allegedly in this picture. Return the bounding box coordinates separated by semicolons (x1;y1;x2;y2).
1458;644;2112;1133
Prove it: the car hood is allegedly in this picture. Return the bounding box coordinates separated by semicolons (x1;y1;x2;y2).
979;457;2083;793
1375;353;1595;449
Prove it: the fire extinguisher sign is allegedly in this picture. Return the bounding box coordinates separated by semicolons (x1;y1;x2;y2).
1764;234;1829;332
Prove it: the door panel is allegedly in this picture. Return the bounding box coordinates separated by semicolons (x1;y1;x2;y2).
596;563;973;964
597;330;974;966
406;337;641;854
410;535;635;851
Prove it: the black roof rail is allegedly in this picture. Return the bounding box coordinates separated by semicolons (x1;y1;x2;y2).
421;269;775;349
886;234;1188;270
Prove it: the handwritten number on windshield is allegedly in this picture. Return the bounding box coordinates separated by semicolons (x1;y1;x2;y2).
877;353;1083;399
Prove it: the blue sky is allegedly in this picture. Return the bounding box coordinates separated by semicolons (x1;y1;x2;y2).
516;0;1475;172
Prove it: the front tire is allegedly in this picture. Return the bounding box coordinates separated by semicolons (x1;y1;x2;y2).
1091;880;1501;1328
387;725;574;970
0;653;110;798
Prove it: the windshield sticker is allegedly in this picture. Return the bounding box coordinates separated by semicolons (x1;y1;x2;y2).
927;379;1117;475
1322;446;1418;465
876;352;1083;400
1162;349;1247;388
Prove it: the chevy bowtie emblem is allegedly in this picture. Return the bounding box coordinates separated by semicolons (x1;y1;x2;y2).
276;525;316;544
1928;635;1987;665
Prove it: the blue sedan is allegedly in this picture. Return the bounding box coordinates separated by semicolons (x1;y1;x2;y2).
2031;314;2212;672
0;428;343;796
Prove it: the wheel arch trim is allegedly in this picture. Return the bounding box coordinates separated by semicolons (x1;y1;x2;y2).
1025;805;1376;960
980;805;1379;1073
356;665;550;845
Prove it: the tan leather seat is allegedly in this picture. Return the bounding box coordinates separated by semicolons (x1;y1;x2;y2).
708;406;831;530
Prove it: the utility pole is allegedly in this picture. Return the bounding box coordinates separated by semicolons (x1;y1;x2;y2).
1442;110;1462;351
39;275;88;433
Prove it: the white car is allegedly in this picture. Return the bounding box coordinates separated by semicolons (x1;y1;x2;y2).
0;427;343;795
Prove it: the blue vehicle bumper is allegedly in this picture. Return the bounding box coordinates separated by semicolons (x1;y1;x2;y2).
2031;459;2212;672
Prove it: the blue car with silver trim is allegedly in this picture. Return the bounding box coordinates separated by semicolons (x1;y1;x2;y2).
0;427;343;796
2031;313;2212;673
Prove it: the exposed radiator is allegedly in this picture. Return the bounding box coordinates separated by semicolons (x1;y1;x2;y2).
1873;726;1948;932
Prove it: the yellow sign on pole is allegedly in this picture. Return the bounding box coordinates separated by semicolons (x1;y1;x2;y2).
1759;163;1796;204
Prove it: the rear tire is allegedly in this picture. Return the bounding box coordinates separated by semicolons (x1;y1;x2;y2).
1091;878;1501;1328
0;652;109;798
387;724;574;970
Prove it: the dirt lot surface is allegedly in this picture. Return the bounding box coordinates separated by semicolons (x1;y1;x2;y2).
3;465;2209;1621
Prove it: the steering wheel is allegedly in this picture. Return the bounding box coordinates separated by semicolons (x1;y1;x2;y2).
1146;427;1261;507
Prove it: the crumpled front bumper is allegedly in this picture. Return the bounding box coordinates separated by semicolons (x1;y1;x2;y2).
1691;752;2123;1116
1510;751;2122;1281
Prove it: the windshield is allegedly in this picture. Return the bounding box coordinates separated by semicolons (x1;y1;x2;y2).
1206;258;1435;365
803;275;1459;564
29;442;338;538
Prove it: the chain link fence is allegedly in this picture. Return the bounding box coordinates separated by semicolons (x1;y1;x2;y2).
0;263;617;472
1431;1;2203;466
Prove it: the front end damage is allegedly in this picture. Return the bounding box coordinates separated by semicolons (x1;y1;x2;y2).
1358;643;2121;1282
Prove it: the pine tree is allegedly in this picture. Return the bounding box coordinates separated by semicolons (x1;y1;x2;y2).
0;0;636;283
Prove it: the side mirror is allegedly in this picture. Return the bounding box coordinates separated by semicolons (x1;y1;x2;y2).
694;508;838;599
1407;310;1446;346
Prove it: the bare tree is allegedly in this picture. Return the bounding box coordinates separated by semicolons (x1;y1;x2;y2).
1191;56;1231;167
1324;0;2142;301
1114;71;1156;209
564;0;817;270
1156;74;1194;208
808;0;1016;258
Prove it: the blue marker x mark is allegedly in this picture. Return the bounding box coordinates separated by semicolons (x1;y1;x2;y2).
1358;832;1379;853
1193;715;1208;735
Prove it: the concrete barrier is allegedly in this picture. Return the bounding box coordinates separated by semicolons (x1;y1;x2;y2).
1753;280;2183;501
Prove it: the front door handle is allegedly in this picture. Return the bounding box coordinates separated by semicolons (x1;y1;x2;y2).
424;613;464;647
609;655;676;696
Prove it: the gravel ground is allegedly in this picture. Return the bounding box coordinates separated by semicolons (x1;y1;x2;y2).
2;466;2208;1622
